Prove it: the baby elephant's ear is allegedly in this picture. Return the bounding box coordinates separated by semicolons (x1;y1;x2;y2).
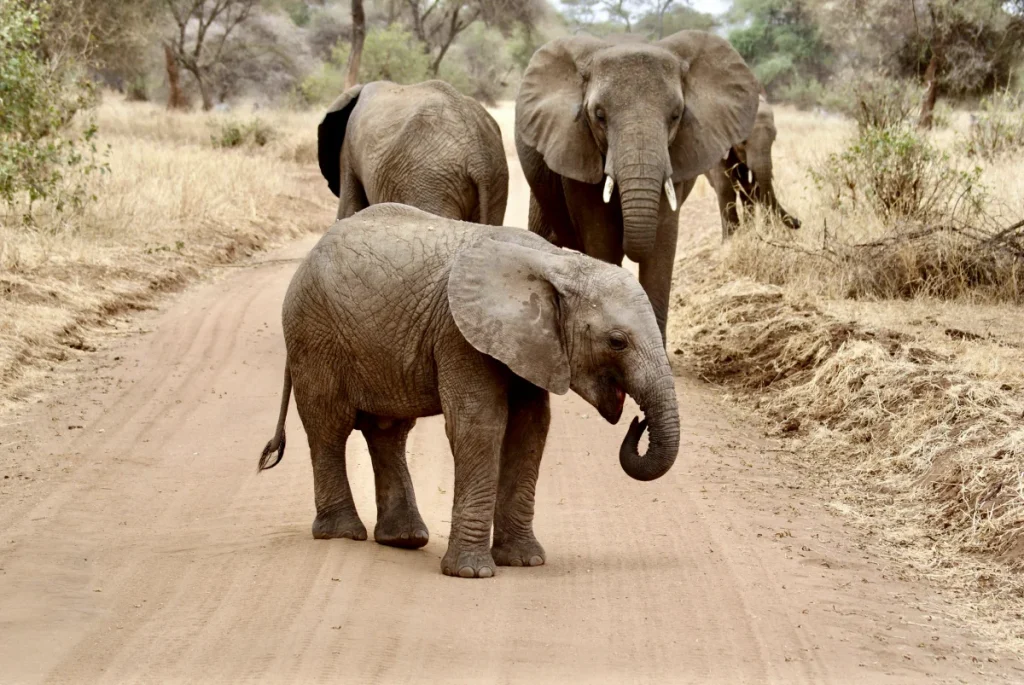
448;238;571;395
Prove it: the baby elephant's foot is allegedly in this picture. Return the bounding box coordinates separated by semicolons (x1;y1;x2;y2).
441;547;497;579
374;509;429;549
492;536;546;567
312;510;367;541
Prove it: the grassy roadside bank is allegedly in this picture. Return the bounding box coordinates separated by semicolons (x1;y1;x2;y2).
0;96;335;409
668;105;1024;649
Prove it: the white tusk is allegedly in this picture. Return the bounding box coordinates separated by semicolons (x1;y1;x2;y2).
603;175;614;203
664;179;678;211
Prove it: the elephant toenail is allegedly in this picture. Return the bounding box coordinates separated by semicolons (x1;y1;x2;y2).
529;555;543;566
478;567;494;578
510;558;523;567
400;532;409;539
459;567;475;578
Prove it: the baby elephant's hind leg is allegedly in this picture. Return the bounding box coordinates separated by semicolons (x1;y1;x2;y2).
307;411;367;541
363;417;429;549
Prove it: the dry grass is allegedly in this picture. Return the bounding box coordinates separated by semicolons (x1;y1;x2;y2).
670;105;1024;648
724;107;1024;302
0;94;334;407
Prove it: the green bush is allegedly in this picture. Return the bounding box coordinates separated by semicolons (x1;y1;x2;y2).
297;26;433;106
441;24;515;105
211;119;275;149
812;126;985;226
0;0;106;222
776;76;825;110
296;63;346;106
286;1;312;27
957;89;1024;161
331;26;431;85
824;71;922;132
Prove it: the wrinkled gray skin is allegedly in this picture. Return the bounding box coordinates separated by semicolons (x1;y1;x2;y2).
515;30;760;341
258;204;680;579
704;95;802;240
318;80;509;224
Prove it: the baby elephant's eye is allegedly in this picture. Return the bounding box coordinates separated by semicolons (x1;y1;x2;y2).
609;331;629;350
669;109;682;123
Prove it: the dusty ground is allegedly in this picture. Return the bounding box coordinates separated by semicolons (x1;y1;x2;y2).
0;103;1020;683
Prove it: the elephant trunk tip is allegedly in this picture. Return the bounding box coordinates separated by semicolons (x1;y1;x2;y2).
618;415;676;482
622;234;657;263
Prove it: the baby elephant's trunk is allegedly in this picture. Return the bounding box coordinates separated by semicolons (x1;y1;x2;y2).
258;362;292;471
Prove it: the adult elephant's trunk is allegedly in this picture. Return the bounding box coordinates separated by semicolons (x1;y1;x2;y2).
618;359;680;482
610;126;673;263
745;138;775;207
748;144;801;230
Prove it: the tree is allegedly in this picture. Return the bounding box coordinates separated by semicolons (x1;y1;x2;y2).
814;0;1024;127
164;0;258;111
636;2;717;38
345;0;366;88
404;0;541;75
44;0;161;86
1;0;105;221
562;0;643;33
727;0;834;98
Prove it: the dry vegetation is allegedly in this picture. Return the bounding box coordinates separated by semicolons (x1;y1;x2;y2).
0;95;334;406
669;105;1024;646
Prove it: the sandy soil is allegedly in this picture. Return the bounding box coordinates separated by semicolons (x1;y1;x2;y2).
0;126;1018;684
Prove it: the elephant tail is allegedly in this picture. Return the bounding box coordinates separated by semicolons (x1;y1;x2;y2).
470;165;506;226
258;361;291;472
476;177;492;225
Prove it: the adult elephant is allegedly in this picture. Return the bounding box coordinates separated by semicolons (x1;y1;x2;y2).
318;80;509;224
704;94;802;240
515;30;760;340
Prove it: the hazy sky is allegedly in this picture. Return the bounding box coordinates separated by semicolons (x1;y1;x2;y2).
689;0;731;14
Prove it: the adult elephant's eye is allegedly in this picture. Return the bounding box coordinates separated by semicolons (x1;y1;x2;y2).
670;109;682;123
594;107;606;123
609;331;628;351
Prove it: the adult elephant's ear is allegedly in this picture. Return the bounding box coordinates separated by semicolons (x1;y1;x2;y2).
448;238;571;395
317;84;364;197
516;36;604;184
657;31;760;182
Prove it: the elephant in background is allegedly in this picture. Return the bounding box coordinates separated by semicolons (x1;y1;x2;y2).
258;204;679;579
318;80;509;224
515;30;760;340
704;94;802;240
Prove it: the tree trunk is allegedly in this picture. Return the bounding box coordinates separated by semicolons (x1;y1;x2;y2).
345;0;366;89
164;42;187;110
195;72;214;111
918;52;939;130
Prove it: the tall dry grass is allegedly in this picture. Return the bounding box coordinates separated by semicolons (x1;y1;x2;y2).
0;94;335;405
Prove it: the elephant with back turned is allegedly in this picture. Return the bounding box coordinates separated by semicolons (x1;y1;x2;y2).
515;30;760;340
259;204;680;579
704;93;802;240
318;80;509;224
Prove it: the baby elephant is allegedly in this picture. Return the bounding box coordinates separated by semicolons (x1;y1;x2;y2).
259;204;680;578
318;80;509;225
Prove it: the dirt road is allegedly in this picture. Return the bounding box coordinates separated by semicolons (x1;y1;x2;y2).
0;138;1013;683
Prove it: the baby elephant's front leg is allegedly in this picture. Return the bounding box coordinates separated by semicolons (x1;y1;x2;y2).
439;383;508;579
492;381;548;567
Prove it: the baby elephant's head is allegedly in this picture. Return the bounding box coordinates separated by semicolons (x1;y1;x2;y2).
449;236;680;481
